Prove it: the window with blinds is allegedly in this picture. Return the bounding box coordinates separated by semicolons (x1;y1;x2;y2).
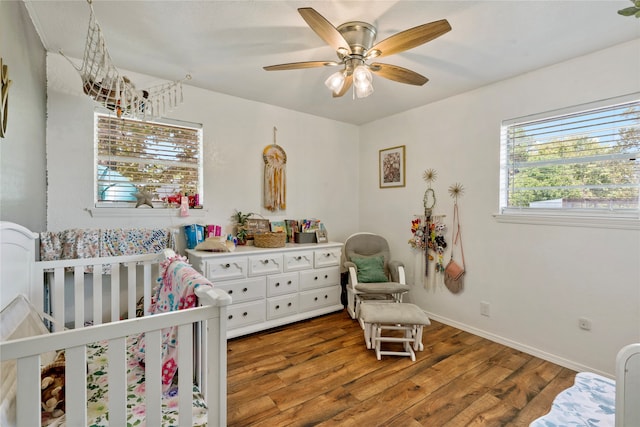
95;113;202;207
500;95;639;217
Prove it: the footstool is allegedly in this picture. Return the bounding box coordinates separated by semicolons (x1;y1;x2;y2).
359;302;431;361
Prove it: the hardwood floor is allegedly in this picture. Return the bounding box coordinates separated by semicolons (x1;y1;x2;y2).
227;310;576;427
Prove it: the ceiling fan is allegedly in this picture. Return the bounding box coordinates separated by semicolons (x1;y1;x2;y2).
263;7;451;98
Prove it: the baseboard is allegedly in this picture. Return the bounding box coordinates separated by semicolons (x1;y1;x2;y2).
424;311;612;379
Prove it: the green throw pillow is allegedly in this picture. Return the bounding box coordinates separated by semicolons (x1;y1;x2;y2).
351;255;388;283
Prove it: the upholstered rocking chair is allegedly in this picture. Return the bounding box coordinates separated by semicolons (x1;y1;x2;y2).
343;232;410;320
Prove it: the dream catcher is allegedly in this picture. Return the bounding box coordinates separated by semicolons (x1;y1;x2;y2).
61;0;190;119
263;127;287;211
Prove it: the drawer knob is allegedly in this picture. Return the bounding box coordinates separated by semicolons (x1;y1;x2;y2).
261;259;269;264
223;263;230;268
295;256;302;260
243;312;248;317
275;282;280;287
314;297;318;301
228;314;233;320
324;295;328;299
325;253;331;257
287;302;292;307
314;276;318;281
324;275;328;279
287;280;292;285
243;287;248;292
228;290;233;295
276;305;280;310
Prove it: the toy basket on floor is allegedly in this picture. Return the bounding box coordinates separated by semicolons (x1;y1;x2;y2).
254;232;286;248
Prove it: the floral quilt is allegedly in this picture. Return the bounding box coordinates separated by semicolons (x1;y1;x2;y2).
41;335;208;427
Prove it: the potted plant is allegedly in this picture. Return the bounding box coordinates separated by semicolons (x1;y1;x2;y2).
232;210;253;245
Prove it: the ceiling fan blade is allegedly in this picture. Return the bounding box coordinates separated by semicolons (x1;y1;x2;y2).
333;75;353;98
298;7;352;55
263;61;339;71
370;63;429;86
366;19;451;59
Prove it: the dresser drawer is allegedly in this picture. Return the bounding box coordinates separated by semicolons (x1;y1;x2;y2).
215;277;265;304
314;248;341;268
226;301;265;330
299;267;340;291
299;285;341;311
206;257;247;281
248;254;283;276
267;294;298;320
283;251;314;272
267;272;298;297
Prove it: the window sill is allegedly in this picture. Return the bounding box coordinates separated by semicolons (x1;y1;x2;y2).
85;207;209;218
493;213;640;230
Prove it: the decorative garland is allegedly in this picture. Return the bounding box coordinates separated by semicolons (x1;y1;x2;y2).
408;169;447;276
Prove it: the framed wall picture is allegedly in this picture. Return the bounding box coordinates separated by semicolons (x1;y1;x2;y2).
379;145;406;188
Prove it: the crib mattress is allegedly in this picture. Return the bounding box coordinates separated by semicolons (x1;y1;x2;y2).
529;372;615;427
41;336;207;427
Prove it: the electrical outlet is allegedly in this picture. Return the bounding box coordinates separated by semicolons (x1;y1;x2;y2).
480;301;490;317
578;317;592;331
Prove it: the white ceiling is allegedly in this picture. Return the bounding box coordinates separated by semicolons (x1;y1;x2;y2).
24;0;640;125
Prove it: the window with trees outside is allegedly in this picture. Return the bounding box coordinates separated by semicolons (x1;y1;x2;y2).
500;94;639;221
95;113;202;207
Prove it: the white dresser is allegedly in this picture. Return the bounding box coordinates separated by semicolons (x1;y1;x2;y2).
186;242;343;338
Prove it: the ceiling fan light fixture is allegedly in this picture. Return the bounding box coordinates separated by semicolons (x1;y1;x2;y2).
353;65;373;98
264;8;452;99
324;70;346;94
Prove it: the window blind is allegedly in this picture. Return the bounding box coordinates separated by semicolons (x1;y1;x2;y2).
500;96;639;216
95;114;202;205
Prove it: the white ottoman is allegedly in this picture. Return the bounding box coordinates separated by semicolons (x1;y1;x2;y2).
359;302;431;361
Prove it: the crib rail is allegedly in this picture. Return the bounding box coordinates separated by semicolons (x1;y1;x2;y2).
0;286;230;427
34;250;172;331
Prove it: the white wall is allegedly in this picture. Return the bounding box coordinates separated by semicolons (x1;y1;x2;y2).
45;54;359;243
0;1;47;232
359;39;640;376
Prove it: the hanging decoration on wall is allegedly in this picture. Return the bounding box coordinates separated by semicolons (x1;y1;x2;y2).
263;126;287;211
422;169;437;275
61;0;190;119
0;58;11;138
444;182;466;294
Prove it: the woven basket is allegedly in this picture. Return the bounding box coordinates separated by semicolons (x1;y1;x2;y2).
254;232;286;248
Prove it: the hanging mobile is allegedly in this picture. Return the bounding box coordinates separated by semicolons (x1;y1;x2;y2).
422;169;437;276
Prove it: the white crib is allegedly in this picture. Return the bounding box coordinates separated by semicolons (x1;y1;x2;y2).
0;222;231;426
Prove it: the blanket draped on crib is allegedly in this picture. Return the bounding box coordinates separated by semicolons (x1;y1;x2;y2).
132;255;214;392
39;228;175;261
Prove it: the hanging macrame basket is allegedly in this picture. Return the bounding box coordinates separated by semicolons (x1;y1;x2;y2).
62;0;189;119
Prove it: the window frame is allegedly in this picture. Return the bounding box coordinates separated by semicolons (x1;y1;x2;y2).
497;93;640;229
93;112;203;209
